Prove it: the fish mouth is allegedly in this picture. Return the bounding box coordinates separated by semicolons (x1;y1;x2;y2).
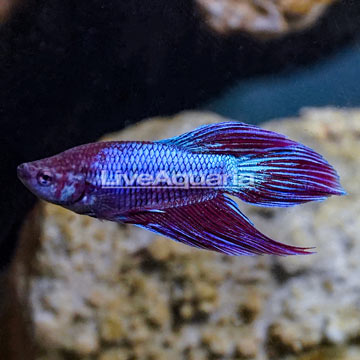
17;163;32;183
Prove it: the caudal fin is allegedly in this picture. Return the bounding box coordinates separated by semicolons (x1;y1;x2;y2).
230;146;345;207
160;121;345;207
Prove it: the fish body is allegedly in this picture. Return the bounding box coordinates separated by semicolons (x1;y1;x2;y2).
17;122;345;256
82;142;228;218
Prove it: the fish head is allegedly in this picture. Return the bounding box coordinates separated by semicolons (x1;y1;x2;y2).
17;151;87;206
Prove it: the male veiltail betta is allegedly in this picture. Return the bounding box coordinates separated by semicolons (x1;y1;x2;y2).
17;122;345;256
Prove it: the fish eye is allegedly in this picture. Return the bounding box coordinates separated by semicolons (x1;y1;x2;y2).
37;170;53;187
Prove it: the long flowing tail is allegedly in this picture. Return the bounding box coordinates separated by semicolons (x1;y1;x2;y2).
160;121;345;207
229;146;345;207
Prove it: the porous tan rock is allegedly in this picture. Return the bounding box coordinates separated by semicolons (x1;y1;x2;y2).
196;0;338;38
16;108;360;359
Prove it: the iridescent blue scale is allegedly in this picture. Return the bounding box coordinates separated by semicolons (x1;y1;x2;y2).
87;142;227;214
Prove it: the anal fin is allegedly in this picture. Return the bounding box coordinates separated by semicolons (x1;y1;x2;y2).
120;195;312;256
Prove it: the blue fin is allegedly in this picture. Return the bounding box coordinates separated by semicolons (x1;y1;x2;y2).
229;147;345;207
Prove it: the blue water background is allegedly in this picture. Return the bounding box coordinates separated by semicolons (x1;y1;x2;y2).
203;43;360;125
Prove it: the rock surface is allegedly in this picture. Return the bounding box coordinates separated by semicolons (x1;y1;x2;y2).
15;109;360;359
196;0;337;37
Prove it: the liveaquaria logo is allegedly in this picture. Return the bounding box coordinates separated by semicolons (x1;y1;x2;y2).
101;170;255;189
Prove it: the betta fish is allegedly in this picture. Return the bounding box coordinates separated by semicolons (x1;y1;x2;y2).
17;122;345;256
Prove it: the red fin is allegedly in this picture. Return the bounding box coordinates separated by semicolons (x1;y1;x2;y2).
121;195;312;256
159;121;298;156
230;147;345;207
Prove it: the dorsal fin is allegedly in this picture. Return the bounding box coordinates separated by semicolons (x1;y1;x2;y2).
158;121;301;156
